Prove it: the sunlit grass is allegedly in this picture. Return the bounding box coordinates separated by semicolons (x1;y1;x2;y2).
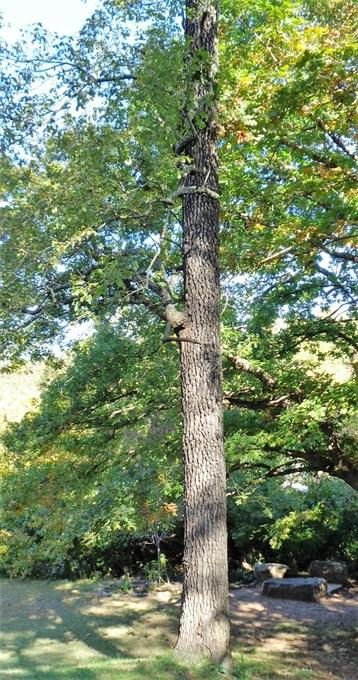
0;653;315;680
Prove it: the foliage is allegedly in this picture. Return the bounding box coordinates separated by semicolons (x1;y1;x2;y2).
0;325;182;577
0;364;44;428
0;0;357;576
1;340;357;576
228;474;358;567
143;553;169;584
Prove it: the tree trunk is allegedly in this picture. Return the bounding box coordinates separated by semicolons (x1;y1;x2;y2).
174;0;231;665
334;469;358;491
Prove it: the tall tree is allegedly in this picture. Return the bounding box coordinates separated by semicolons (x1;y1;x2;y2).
0;0;357;664
0;0;231;663
174;0;230;664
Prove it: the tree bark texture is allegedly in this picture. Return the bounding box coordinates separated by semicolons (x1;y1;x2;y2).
174;0;231;664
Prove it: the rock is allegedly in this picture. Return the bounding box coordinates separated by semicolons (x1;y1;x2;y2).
155;590;172;603
326;583;344;595
309;560;348;584
241;560;253;572
131;579;148;596
133;590;147;597
262;577;327;601
254;562;288;582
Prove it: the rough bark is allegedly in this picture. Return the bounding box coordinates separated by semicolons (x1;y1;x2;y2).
174;0;231;665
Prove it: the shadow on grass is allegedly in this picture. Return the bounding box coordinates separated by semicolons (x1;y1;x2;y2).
0;579;179;679
230;588;358;680
1;580;356;680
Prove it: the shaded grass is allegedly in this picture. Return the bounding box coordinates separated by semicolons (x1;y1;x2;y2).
1;578;354;680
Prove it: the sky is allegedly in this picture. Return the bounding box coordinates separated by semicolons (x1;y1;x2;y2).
0;0;100;41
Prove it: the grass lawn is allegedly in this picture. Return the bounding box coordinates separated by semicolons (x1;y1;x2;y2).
0;578;355;679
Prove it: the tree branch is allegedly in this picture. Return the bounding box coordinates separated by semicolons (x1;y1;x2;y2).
223;392;294;410
225;354;276;388
279;137;357;177
317;120;357;162
322;247;358;263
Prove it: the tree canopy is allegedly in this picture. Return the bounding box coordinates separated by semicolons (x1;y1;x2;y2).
0;0;357;581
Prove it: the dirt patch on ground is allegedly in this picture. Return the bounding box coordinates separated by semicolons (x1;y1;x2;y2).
230;585;358;680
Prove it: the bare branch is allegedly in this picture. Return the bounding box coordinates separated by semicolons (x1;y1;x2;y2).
225;354;276;388
258;246;294;266
223;392;293;410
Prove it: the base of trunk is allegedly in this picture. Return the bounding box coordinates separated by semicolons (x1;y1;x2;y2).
174;603;231;667
174;644;233;676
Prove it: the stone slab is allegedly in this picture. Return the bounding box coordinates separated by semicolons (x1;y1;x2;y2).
262;577;327;602
326;583;344;595
309;560;348;584
254;562;288;582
